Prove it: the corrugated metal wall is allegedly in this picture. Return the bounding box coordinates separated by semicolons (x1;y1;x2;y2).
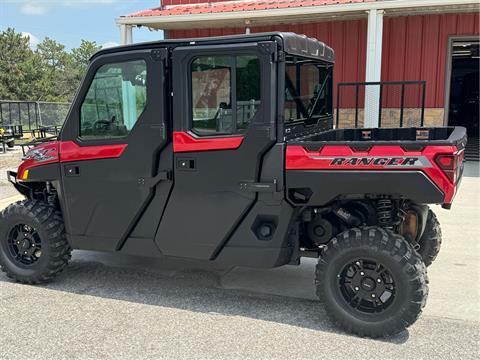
169;19;368;106
382;13;479;108
168;13;479;108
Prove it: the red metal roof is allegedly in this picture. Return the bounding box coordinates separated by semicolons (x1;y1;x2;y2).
127;0;376;17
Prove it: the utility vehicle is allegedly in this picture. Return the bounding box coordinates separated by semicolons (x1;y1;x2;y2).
0;33;466;337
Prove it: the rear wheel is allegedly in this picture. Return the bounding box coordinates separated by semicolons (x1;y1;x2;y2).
315;227;428;338
6;140;15;148
417;209;442;267
0;200;71;284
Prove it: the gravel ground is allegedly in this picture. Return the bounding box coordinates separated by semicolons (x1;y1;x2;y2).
0;146;23;199
0;163;478;360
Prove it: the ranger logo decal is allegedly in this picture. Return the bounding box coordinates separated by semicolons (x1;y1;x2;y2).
24;147;57;163
308;156;433;168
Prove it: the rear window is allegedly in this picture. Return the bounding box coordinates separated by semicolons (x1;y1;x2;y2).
284;55;333;126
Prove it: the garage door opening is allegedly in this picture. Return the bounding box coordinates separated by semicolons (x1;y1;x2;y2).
447;39;479;161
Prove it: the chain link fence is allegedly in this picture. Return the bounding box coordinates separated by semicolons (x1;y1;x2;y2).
0;100;70;133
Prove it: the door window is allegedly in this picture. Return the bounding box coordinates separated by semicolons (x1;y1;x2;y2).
191;55;261;135
80;59;147;139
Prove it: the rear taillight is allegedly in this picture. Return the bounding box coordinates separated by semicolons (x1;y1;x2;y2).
435;153;461;183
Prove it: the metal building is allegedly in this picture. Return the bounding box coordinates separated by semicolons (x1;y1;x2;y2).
117;0;479;159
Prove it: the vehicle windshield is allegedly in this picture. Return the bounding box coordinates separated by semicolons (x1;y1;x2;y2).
284;55;333;126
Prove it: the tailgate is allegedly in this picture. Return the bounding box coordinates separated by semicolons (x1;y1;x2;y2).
286;126;467;207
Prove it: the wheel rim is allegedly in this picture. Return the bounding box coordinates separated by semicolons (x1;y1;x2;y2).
338;259;396;314
6;224;42;266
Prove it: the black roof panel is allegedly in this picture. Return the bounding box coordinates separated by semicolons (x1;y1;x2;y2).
92;32;335;63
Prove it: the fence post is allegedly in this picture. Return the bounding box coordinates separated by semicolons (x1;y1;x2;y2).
378;83;383;127
420;82;426;127
27;102;30;129
36;102;42;129
399;83;405;127
32;102;38;131
336;84;340;128
355;83;359;128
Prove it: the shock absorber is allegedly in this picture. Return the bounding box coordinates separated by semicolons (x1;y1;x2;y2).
377;199;394;229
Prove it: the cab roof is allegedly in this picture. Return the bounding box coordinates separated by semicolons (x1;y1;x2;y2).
92;32;335;63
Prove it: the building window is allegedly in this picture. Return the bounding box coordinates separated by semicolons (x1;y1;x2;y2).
191;55;261;136
80;59;147;140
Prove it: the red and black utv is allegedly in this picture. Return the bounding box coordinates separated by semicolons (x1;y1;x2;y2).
0;33;466;337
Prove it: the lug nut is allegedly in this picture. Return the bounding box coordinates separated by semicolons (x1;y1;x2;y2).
356;261;361;266
377;278;382;283
354;287;359;291
360;271;365;276
371;294;376;298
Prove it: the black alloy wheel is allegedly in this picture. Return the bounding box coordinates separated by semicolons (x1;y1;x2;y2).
0;200;71;284
7;223;43;266
338;258;396;314
315;227;428;338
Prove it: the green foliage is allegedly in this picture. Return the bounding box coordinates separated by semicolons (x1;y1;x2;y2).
0;28;100;102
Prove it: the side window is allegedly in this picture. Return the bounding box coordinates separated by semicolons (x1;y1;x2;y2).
80;59;147;140
191;55;261;136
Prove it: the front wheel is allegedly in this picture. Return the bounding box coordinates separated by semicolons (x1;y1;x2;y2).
315;227;428;338
0;200;71;284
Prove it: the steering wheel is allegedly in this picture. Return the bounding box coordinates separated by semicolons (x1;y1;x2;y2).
93;116;117;132
93;120;112;131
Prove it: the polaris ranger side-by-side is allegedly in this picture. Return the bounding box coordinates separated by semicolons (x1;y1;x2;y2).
0;33;466;337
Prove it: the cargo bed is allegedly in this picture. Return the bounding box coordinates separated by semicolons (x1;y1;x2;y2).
289;126;467;150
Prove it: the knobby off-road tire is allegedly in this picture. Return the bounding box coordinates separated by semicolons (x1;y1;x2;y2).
315;227;428;338
417;209;442;267
0;199;71;284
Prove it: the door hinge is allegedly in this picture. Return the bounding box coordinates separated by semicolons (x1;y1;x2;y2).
239;180;278;193
151;48;168;62
139;171;171;188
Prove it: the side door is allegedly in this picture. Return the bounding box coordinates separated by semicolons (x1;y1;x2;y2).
156;42;277;260
59;49;172;251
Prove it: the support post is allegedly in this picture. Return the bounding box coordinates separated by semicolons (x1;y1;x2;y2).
120;24;133;45
364;9;384;128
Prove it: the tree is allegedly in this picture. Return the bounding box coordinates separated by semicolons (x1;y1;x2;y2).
36;37;70;101
0;28;43;100
0;28;101;103
68;40;100;100
71;40;100;73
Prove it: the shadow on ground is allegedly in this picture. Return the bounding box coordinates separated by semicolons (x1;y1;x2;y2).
0;250;409;344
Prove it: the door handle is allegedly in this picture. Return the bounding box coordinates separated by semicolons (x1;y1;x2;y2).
177;158;196;171
65;165;80;177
